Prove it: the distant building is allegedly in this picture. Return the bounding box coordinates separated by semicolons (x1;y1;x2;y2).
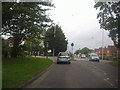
92;45;120;57
104;45;119;56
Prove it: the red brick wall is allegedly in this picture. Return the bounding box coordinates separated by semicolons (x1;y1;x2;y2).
92;45;120;57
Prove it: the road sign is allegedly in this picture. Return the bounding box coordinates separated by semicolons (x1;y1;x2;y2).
71;43;74;47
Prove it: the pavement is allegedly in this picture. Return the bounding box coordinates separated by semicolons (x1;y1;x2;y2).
23;57;118;88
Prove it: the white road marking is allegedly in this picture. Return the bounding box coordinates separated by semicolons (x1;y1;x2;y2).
104;78;114;87
104;73;107;75
78;60;118;88
103;78;118;88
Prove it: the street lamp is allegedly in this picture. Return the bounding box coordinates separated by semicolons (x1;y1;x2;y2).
52;22;59;56
117;50;118;61
46;42;48;58
53;25;56;56
101;14;105;61
71;43;74;60
16;0;20;3
102;29;104;60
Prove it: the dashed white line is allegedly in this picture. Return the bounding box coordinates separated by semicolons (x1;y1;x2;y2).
104;78;114;87
106;78;110;80
104;73;107;75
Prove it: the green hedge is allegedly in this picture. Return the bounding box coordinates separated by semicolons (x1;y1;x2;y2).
100;55;120;61
108;61;120;67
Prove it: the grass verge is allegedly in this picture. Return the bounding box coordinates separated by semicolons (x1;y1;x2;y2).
108;61;120;67
2;56;53;88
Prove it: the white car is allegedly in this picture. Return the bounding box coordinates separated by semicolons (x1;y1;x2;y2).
89;55;100;62
81;54;86;58
57;52;71;64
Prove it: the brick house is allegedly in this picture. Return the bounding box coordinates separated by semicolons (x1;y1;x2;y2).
92;45;120;57
104;45;119;56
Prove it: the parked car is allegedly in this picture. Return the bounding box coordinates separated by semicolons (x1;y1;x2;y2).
81;54;86;58
57;52;71;64
89;55;100;62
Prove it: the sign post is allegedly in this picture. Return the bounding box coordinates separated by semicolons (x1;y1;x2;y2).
71;43;74;60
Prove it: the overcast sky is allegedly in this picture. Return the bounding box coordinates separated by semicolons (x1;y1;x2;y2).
49;0;114;52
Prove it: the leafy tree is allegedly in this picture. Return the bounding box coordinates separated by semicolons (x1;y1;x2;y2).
24;38;44;53
1;2;53;57
44;25;68;56
94;2;120;50
74;49;80;55
80;47;91;56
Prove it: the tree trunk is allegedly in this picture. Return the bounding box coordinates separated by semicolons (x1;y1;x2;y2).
11;40;19;58
11;35;22;58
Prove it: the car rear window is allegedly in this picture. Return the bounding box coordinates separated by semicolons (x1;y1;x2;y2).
58;52;69;56
91;55;99;58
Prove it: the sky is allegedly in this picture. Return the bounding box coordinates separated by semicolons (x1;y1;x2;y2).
49;0;114;52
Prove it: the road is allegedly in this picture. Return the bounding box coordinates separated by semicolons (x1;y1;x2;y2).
25;58;118;88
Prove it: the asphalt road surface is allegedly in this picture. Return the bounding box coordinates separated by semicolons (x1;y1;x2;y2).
25;58;118;88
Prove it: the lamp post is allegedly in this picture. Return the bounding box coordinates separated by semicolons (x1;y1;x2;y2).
79;48;81;58
117;50;118;61
71;43;74;60
102;29;104;60
101;14;105;61
16;0;20;3
53;25;56;56
46;42;48;58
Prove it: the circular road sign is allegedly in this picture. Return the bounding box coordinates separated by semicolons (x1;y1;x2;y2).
71;43;74;47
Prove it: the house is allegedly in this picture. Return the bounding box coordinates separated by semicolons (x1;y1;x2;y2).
92;45;120;57
104;45;119;56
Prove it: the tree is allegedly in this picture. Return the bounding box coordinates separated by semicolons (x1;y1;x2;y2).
74;49;80;55
1;2;54;57
80;47;91;56
44;25;68;56
94;2;120;50
24;38;44;55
